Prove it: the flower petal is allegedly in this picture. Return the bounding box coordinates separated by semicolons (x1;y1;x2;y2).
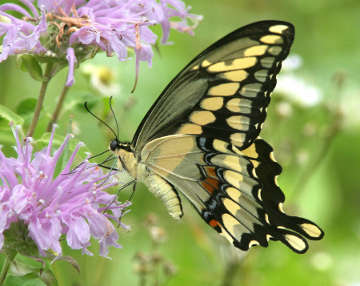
65;47;77;86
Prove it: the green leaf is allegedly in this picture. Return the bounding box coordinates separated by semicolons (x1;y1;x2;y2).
5;274;46;286
16;55;43;81
0;105;24;126
50;256;80;273
39;270;58;286
16;98;37;115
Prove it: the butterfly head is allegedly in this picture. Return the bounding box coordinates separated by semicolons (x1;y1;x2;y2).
109;139;137;177
109;139;132;152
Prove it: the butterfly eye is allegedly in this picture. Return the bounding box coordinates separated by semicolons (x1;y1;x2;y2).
109;139;119;151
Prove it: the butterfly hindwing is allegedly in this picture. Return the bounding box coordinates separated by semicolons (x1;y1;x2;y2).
133;20;294;153
197;137;324;253
141;134;323;253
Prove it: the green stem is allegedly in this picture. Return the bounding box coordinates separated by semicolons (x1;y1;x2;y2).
0;252;16;286
27;63;54;137
46;84;70;132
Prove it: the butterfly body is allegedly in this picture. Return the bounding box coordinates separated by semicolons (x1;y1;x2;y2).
110;21;324;253
111;139;184;219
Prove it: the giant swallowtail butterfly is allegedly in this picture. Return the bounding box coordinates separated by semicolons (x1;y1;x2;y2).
110;20;324;253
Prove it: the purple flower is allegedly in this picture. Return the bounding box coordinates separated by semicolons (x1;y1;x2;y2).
0;125;130;257
0;0;202;85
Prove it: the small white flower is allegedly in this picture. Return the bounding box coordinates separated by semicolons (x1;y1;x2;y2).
277;74;322;107
81;64;121;97
282;54;303;71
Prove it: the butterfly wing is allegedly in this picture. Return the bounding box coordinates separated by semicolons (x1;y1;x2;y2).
132;20;294;154
141;134;323;253
132;20;324;253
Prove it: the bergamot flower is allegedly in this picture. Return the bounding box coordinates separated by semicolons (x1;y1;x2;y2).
0;125;130;258
0;0;202;85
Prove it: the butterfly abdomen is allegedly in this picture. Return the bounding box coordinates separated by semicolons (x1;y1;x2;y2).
142;172;183;219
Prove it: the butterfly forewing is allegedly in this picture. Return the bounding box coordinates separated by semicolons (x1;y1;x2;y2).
131;20;324;253
132;21;294;153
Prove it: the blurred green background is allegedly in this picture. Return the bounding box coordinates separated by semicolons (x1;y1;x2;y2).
1;0;360;285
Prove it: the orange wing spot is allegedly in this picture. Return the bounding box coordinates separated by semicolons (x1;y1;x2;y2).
204;166;217;178
209;219;221;233
201;177;219;194
209;219;219;227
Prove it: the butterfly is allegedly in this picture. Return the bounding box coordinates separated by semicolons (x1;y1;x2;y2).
110;20;324;253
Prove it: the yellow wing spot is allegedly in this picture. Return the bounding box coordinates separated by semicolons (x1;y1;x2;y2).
213;139;229;153
200;97;224;111
257;188;262;201
242;144;258;158
231;145;243;156
240;83;263;97
269;24;289;34
226;187;242;201
223;170;243;189
268;46;282;56
208;82;239;96
201;59;212;67
191;65;199;71
222;213;242;237
244;45;268;56
260;34;284;45
208;57;257;72
270;151;277;161
250;159;259;168
226;98;252;113
223;198;241;215
230;133;246;147
261;57;275;68
223;155;243;172
301;223;323;238
265;213;270;224
285;234;306;252
220;70;248;82
177;123;202;135
211;154;243;172
278;202;285;213
190;110;216;125
274;175;279;186
249;240;260;247
226;115;250;131
251;168;258;178
255;69;269;82
266;234;272;241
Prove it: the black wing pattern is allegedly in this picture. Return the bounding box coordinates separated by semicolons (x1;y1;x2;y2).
135;20;324;253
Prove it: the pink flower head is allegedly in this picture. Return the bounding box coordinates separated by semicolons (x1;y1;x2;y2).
0;0;202;85
0;125;130;257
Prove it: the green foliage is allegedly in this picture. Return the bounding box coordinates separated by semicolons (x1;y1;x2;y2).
16;55;43;82
16;99;37;116
0;104;24;126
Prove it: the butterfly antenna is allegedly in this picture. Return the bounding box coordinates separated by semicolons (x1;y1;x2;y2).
99;154;116;165
88;149;110;160
109;96;120;138
84;101;118;139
